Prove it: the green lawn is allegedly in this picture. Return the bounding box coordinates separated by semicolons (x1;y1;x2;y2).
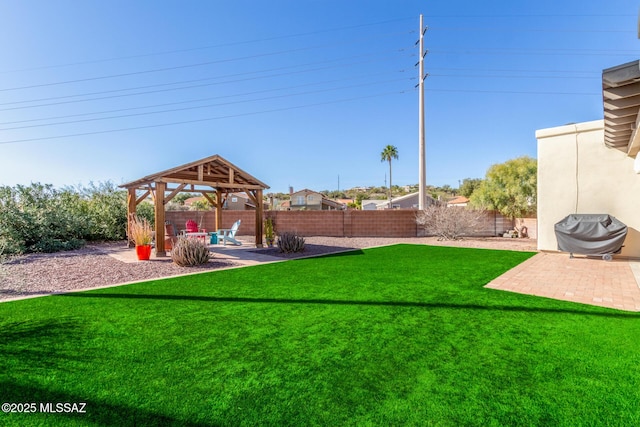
1;244;639;426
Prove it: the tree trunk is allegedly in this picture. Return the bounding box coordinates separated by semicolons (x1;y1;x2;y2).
388;159;393;205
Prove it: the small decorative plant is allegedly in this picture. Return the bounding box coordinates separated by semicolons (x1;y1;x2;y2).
129;214;153;246
171;236;211;267
264;217;275;247
277;232;305;253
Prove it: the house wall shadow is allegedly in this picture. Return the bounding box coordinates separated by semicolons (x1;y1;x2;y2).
58;293;640;319
622;226;640;258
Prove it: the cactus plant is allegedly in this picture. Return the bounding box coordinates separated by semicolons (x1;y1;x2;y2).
171;236;211;267
277;232;305;253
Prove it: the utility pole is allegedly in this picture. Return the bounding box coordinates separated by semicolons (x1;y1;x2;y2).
418;14;427;209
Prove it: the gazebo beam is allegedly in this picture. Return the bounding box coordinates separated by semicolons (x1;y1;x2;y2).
135;189;150;205
159;177;263;189
202;192;216;206
165;183;186;204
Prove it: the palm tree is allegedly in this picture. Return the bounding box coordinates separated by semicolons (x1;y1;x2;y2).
380;145;399;205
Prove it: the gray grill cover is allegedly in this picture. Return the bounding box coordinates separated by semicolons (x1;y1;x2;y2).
554;214;627;255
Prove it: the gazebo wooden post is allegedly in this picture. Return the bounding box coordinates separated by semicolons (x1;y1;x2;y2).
127;188;137;247
155;182;166;256
255;189;264;248
215;189;223;232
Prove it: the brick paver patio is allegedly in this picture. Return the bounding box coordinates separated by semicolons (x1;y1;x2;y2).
486;252;640;312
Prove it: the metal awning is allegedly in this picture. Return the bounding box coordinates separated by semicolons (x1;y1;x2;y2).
602;60;640;156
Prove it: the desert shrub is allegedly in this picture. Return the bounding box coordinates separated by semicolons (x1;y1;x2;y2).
0;181;144;255
171;237;211;267
277;232;305;253
76;182;129;241
0;184;87;254
416;205;485;240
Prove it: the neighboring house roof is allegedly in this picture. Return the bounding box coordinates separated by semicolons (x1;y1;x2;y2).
322;198;344;209
390;192;437;204
183;196;204;206
447;196;469;206
290;188;323;198
362;192;437;210
290;189;344;209
335;198;355;205
361;200;388;210
228;192;249;200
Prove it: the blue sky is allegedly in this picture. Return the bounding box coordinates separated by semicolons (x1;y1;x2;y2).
0;0;638;193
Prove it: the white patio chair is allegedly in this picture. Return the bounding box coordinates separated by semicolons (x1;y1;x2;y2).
217;220;242;246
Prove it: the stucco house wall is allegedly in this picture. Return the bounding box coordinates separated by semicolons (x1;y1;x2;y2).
225;194;252;210
290;189;323;210
536;119;640;257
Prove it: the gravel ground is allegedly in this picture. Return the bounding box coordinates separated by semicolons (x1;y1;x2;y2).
0;242;238;302
0;237;536;302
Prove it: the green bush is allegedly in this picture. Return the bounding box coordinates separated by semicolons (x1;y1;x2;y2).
84;183;126;240
0;181;153;255
0;184;87;254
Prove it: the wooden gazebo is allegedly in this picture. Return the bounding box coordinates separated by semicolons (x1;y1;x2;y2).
120;155;269;255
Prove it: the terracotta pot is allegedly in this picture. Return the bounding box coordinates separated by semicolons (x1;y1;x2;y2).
136;245;152;261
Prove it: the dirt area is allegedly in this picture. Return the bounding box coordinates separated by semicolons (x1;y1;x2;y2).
0;237;536;302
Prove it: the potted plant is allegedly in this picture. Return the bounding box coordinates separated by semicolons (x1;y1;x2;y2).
129;214;153;260
264;217;275;247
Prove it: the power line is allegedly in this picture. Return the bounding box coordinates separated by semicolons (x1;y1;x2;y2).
0;31;413;93
0;61;411;113
429;73;599;80
429;26;635;33
424;87;599;96
431;49;640;57
425;14;635;18
0;91;412;145
428;66;598;75
0;50;411;108
0;71;408;125
429;46;640;54
0;17;414;75
0;78;414;131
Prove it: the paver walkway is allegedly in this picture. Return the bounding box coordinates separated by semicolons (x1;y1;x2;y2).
103;239;281;265
486;252;640;312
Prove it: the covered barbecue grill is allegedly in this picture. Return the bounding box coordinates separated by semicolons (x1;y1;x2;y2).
554;214;627;261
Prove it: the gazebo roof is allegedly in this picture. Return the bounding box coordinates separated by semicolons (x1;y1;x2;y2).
119;154;269;193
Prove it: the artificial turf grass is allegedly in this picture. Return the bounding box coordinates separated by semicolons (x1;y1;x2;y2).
1;244;640;426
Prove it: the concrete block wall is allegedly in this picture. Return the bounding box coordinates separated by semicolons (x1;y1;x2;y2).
166;209;520;238
348;210;418;237
270;211;345;236
164;211;216;234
